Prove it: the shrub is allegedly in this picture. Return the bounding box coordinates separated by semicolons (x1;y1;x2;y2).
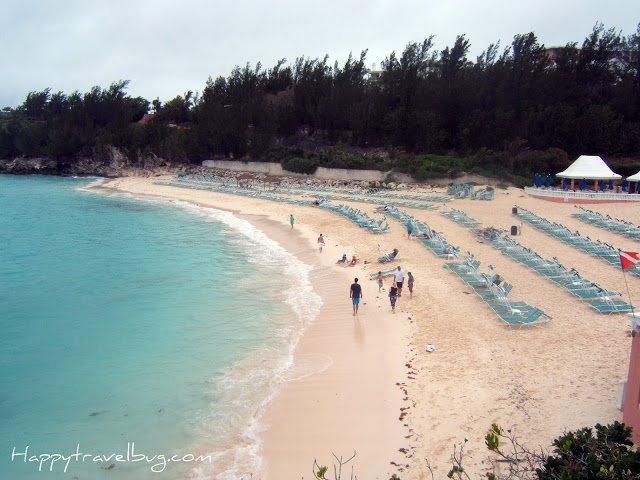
281;156;319;174
537;421;640;480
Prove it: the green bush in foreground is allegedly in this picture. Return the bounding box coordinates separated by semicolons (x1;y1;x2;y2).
313;422;640;480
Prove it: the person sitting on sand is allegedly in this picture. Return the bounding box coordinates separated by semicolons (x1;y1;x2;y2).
337;254;348;264
349;255;357;266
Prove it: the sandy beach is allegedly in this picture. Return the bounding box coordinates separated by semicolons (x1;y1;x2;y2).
97;176;640;479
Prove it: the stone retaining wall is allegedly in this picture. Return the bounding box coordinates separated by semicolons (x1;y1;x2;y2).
201;160;496;185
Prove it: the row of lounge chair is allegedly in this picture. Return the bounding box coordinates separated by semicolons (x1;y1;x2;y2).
363;189;451;202
572;206;640;241
312;193;440;210
317;203;390;233
381;206;550;326
159;177;397;236
514;207;640;277
156;178;312;205
441;209;482;227
445;254;551;326
475;230;635;313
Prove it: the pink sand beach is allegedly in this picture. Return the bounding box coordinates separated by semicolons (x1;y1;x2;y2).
98;175;640;479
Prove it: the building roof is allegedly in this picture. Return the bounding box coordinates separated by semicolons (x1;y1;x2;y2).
626;171;640;182
137;113;154;124
556;155;622;180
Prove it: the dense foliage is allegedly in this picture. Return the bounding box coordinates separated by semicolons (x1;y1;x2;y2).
315;422;640;480
483;422;640;480
1;22;639;180
538;422;640;480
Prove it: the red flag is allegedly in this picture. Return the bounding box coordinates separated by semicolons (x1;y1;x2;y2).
620;251;639;270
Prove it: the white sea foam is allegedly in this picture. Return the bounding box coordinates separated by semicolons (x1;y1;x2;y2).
76;176;106;189
186;204;323;480
105;193;323;479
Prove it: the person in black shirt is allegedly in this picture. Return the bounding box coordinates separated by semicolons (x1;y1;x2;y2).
350;278;362;316
389;285;398;313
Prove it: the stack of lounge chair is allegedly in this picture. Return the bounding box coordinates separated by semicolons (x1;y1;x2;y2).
447;184;475;198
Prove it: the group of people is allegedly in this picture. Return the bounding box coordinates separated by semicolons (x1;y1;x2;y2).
289;212;415;316
386;266;414;313
337;253;357;266
351;266;414;316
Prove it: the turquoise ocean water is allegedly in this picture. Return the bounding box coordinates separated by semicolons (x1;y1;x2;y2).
0;175;322;479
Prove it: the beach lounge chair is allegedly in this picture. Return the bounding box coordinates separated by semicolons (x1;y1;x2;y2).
369;268;396;279
587;301;636;313
486;298;534;314
497;307;552;326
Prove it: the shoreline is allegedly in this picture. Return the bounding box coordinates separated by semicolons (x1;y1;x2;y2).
94;176;412;479
94;175;639;478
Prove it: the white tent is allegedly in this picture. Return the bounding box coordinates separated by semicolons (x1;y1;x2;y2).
626;171;640;182
556;155;622;180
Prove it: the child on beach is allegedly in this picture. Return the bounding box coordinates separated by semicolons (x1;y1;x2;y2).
290;214;295;229
407;272;414;297
389;285;398;313
377;271;384;292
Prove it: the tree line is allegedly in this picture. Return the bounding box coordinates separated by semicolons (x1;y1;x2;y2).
1;22;639;182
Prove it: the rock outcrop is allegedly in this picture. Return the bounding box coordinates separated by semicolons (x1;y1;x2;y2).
0;148;182;177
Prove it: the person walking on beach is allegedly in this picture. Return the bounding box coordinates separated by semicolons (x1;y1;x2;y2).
394;266;406;297
317;233;325;252
350;278;362;316
406;271;416;297
376;271;384;292
389;284;398;313
406;221;413;239
290;214;295;229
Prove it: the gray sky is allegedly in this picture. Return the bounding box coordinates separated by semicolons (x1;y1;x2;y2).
1;0;638;109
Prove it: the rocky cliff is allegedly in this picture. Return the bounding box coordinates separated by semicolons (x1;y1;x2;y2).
0;147;184;177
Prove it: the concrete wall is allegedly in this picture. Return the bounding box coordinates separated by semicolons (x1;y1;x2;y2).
623;313;640;444
202;160;496;186
202;160;414;183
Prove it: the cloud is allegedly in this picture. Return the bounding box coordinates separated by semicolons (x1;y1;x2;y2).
1;0;637;108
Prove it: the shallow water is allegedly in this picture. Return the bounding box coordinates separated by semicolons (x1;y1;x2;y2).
0;175;321;479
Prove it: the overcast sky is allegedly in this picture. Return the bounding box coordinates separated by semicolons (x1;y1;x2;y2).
1;0;638;109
